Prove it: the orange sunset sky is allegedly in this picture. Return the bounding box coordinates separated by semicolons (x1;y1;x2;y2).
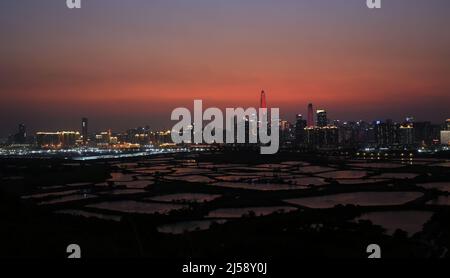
0;0;449;135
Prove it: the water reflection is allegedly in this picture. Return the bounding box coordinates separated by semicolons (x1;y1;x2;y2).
284;192;423;208
427;196;450;206
148;193;221;203
56;209;122;222
317;170;368;179
87;201;186;215
419;182;450;193
38;194;97;205
157;220;227;234
207;206;297;218
214;182;306;191
371;173;418;179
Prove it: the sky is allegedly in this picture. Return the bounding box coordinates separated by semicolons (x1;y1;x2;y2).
0;0;449;136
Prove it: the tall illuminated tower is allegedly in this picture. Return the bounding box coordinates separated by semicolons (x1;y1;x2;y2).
82;117;88;144
307;103;314;127
260;90;267;109
258;90;268;143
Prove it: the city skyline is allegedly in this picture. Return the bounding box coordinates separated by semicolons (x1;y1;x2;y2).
1;0;449;136
2;99;448;138
1;1;450;262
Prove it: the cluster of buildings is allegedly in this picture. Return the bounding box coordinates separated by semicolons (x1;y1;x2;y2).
281;109;448;150
6;118;172;150
3;91;449;152
277;92;448;151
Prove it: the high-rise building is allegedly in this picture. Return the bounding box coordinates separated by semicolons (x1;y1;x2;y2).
316;109;328;127
413;121;432;146
429;124;442;145
398;123;414;146
96;131;111;146
304;126;338;148
36;132;60;148
338;122;358;146
257;90;270;144
295;114;307;145
320;126;339;146
82;117;88;144
279;120;293;144
441;130;450;146
260;90;267;109
59;131;81;147
441;119;450;146
36;131;80;148
307;103;314;127
355;121;371;144
375;120;397;147
14;123;27;144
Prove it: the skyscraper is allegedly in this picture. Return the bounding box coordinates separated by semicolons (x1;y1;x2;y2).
260;90;267;109
82;117;88;144
316;109;328;127
399;123;414;146
295;114;307;145
413;121;432;145
307;103;314;127
258;90;269;144
375;120;396;147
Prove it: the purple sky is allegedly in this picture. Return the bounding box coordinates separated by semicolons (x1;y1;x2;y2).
1;0;449;136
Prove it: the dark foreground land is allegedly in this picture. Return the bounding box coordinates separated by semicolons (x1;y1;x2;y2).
0;151;449;258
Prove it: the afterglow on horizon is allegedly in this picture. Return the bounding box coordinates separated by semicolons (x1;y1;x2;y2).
0;0;449;135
